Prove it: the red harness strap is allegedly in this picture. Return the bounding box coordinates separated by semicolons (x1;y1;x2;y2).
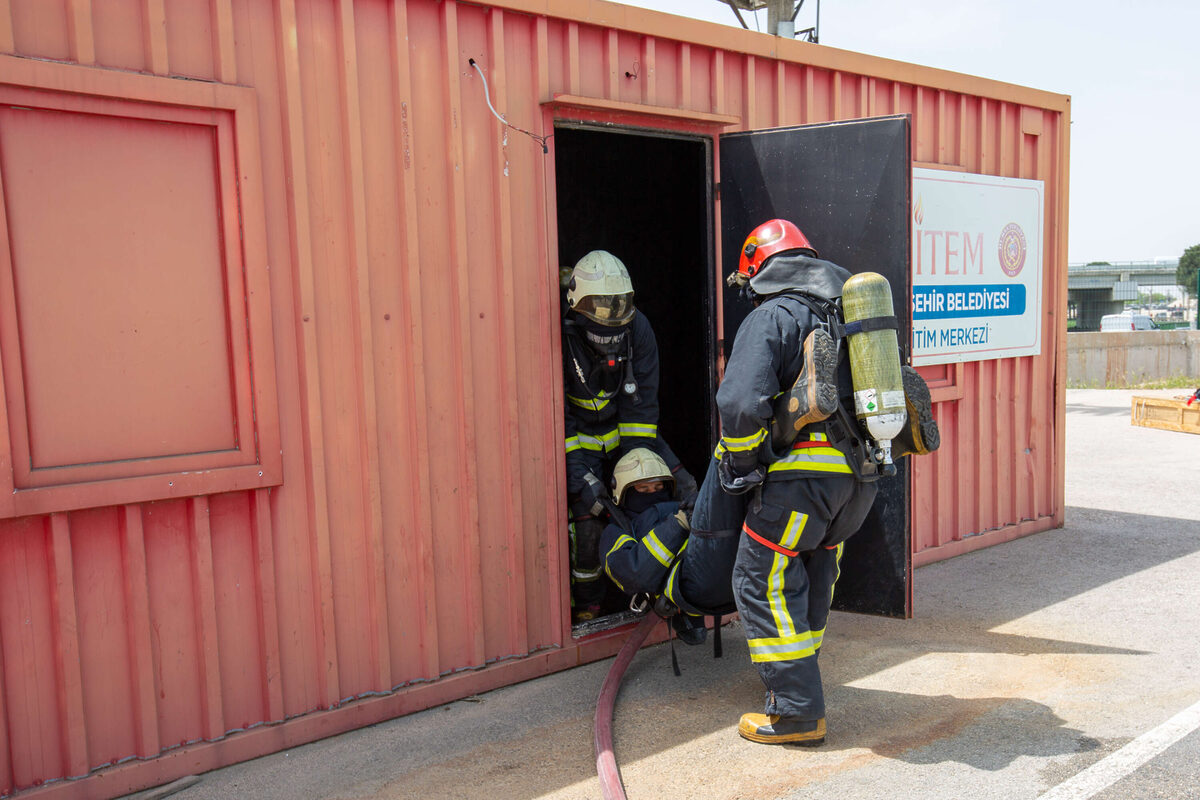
743;522;799;557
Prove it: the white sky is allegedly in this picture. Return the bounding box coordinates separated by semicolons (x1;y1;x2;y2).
614;0;1200;264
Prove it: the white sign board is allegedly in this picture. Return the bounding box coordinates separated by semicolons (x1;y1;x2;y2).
911;168;1044;366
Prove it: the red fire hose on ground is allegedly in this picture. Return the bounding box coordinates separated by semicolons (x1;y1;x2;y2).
594;612;660;800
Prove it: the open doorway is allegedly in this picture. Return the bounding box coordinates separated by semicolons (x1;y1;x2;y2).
554;123;715;634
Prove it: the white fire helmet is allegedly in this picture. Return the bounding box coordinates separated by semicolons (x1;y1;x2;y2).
566;250;635;326
611;448;674;506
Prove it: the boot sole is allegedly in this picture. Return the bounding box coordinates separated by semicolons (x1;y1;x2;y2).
803;328;840;421
737;728;826;746
787;329;839;432
901;365;939;453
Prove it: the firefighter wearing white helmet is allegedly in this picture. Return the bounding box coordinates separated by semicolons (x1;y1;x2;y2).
598;448;707;645
561;251;697;624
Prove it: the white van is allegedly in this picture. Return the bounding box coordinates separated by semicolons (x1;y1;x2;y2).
1100;313;1156;332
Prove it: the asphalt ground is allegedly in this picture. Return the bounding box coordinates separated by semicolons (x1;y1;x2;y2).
143;388;1200;800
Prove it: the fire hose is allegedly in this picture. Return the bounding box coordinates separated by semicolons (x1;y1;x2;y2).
594;612;659;800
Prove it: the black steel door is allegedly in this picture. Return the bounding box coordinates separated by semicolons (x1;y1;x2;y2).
718;115;913;618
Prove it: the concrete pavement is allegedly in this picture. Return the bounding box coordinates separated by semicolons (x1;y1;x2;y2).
145;388;1200;800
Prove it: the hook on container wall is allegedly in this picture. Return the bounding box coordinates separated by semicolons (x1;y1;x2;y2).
625;60;639;80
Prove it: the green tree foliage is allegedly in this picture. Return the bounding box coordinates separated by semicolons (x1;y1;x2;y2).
1179;245;1200;299
1086;261;1112;266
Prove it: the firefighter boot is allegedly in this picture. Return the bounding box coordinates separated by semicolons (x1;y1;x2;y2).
671;612;707;646
737;714;826;746
770;328;839;449
892;365;940;458
571;516;606;622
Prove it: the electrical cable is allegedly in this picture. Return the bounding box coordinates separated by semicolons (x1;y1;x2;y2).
468;58;551;153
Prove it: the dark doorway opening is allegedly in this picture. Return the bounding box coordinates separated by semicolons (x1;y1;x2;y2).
554;124;714;633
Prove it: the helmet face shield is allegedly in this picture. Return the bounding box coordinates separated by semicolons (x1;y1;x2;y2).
611;447;674;506
571;292;635;326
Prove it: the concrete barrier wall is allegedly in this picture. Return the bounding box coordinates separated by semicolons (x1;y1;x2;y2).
1067;330;1200;387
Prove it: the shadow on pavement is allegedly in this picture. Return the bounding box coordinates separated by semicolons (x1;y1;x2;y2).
168;508;1198;800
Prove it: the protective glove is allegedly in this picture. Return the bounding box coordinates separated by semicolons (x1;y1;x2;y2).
672;465;699;508
579;472;610;517
718;457;765;496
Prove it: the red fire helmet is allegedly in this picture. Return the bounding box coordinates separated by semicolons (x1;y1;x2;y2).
736;219;817;279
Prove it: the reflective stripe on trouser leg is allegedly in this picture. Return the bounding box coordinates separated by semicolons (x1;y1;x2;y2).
733;535;841;720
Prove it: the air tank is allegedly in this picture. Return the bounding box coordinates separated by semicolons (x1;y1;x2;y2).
841;272;907;472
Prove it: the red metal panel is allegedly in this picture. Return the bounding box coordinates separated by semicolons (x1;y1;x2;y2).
9;0;70;61
163;0;214;79
92;0;148;72
0;517;67;787
206;493;271;730
70;509;140;767
0;107;237;470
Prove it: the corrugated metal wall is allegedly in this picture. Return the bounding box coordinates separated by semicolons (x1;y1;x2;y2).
0;1;1067;796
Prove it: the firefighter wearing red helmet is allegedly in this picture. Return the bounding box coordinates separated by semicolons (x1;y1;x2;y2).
660;218;935;746
561;250;698;624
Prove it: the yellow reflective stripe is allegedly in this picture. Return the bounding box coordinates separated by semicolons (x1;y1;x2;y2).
749;643;818;663
809;432;828;442
713;442;726;458
781;446;844;458
748;631;814;648
664;560;681;605
575;433;605;452
819;541;844;650
767;551;795;639
566;392;612;412
641;529;674;568
748;631;818;662
780;511;809;551
720;427;768;452
768;446;853;474
605;534;636;560
565;436;583;454
576;429;621;453
618;422;657;438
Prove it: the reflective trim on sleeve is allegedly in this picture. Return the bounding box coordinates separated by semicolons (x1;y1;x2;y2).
719;427;768;452
640;528;675;568
565;435;583;454
567;392;612;412
618;422;658;439
605;534;636;560
602;537;632;591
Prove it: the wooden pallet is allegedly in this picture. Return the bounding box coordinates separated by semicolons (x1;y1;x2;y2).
1131;394;1200;435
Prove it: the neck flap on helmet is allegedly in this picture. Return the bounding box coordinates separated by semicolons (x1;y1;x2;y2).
747;252;852;301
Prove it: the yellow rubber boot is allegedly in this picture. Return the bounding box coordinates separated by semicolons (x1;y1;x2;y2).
737;714;826;746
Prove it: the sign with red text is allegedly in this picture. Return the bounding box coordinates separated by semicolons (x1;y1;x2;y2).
911;168;1043;366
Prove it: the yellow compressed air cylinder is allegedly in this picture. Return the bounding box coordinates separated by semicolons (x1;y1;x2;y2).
842;272;907;464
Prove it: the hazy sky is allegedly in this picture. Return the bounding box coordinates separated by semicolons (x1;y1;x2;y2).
615;0;1199;264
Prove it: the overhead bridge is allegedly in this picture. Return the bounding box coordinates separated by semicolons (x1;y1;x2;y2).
1068;260;1184;330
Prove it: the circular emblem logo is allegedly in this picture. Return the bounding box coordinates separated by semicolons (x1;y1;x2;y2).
997;223;1027;277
